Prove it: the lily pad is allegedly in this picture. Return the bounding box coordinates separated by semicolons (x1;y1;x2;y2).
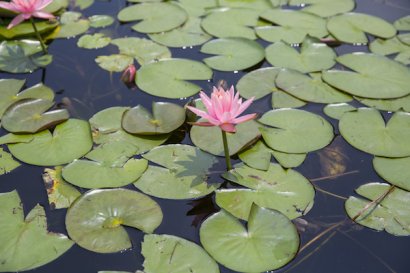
1;98;69;133
356;95;410;113
95;54;134;72
136;58;212;99
339;108;410;157
118;2;188;33
201;38;265;71
218;163;314;220
398;33;410;46
0;40;52;73
55;12;90;38
177;0;217;17
0;190;73;271
373;157;410;191
272;90;307;108
0;148;20;175
122;102;185;135
75;0;94;9
200;204;300;272
265;39;336;73
66;188;163;253
85;141;139;167
218;0;273;10
0;133;33;145
323;103;356;120
89;106;130;134
190;119;261;156
345;183;410;236
394;15;410;31
238;140;272;170
8;119;93;166
77;33;111;49
256;25;308;44
134;144;220;199
327;13;396;44
259;108;334;153
289;0;355;17
369;37;410;65
322;53;410;99
236;67;281;100
89;15;115;28
0;21;58;39
141;234;220;273
271;149;307;168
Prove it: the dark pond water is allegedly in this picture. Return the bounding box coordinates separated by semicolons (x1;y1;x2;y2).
1;0;410;272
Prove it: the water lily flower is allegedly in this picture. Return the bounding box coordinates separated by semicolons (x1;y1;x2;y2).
121;64;137;85
186;86;256;133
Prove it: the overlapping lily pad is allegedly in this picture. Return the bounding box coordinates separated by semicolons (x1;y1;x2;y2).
55;11;90;38
200;204;300;272
141;234;219;273
89;106;130;134
345;183;410;236
218;163;314;220
95;54;133;72
0;148;20;175
0;21;58;39
289;0;355;17
323;103;356;120
339;108;410;157
0;190;73;271
134;144;220;199
259;109;334;153
136;58;212;98
356;95;410;113
219;0;273;10
8;119;93;166
66;188;163;253
272;90;307;108
394;15;410;31
201;38;265;71
271;149;307;168
77;33;111;49
369;37;410;65
236;67;281;100
373;157;410;191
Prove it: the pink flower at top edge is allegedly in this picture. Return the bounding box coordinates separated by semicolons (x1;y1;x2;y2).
0;0;55;29
186;85;257;133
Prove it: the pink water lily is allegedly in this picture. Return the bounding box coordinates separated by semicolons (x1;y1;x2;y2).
186;86;257;133
0;0;55;29
121;64;137;84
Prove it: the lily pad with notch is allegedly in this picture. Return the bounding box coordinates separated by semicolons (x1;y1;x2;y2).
373;157;410;191
0;21;58;39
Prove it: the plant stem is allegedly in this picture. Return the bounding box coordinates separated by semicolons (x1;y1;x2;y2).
221;130;232;171
30;18;47;54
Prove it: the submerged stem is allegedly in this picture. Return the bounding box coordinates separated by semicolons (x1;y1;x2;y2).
30;18;47;54
221;130;232;171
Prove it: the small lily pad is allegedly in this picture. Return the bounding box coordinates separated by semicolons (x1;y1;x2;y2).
66;188;163;253
236;67;281;100
89;106;130;134
289;0;355;17
75;0;94;9
0;148;20;175
77;33;111;49
0;133;33;145
323;103;356;120
55;12;90;38
373;157;410;191
394;15;410;31
95;54;134;72
89;15;115;28
200;204;300;272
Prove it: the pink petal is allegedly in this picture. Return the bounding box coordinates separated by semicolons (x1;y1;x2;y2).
0;2;17;11
232;113;257;124
37;0;54;10
7;14;25;28
32;10;55;19
199;91;216;117
220;123;236;133
233;97;254;117
186;105;220;125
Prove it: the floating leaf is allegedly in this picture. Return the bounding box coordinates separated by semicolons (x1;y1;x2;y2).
327;13;396;44
89;106;130;134
95;54;133;72
201;38;265;71
118;2;188;33
77;33;111;49
134;144;220;199
394;15;410;31
177;0;217;17
43;0;69;13
0;133;33;145
0;148;20;175
219;0;273;10
271;149;307;168
345;183;410;236
356;95;410;113
339;108;410;157
323;103;356;120
259;109;334;153
66;189;163;253
85;141;139;167
322;53;410;99
272;90;307;108
200;205;299;272
373;157;410;191
136;58;212;98
288;0;355;17
369;37;410;65
89;15;114;28
256;25;307;44
398;33;410;46
0;190;73;271
55;12;90;38
8;119;93;166
265;39;336;73
218;163;314;220
239;140;272;170
141;234;220;273
122;102;185;135
0;21;58;39
75;0;94;9
236;67;281;100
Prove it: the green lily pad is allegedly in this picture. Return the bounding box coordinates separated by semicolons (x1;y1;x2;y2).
200;204;300;272
272;90;307;108
236;67;281;100
95;54;134;72
55;12;90;38
271;149;307;168
75;0;94;9
394;15;410;31
289;0;355;17
42;167;81;209
327;13;396;44
141;234;220;273
136;58;212;99
356;95;410;113
0;40;52;73
0;148;20;175
239;140;272;170
190;119;261;156
0;190;73;271
0;133;33;145
134;144;220;199
275;69;352;103
89;15;115;28
398;33;410;46
323;103;356;120
218;163;314;220
177;0;217;17
111;37;171;65
89;106;130;134
345;183;410;236
256;25;308;44
8;119;93;166
339;108;410;157
118;2;188;33
77;33;111;49
201;8;260;39
43;0;69;13
85;141;139;167
148;17;212;47
122;102;185;135
0;21;58;39
259;108;334;153
369;37;410;65
1;98;69;133
218;0;273;10
201;38;265;71
373;157;410;191
265;39;336;73
66;188;163;253
322;53;410;99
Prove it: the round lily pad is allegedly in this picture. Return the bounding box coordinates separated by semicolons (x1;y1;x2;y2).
339;108;410;157
272;90;307;108
89;15;115;28
345;183;410;236
356;95;410;113
259;108;334;153
77;33;111;49
323;103;356;120
271;149;307;168
118;2;188;33
122;102;185;135
236;67;281;100
201;38;265;71
95;54;134;72
373;157;410;191
256;25;308;44
200;204;300;272
141;234;219;273
289;0;355;17
89;106;130;134
136;58;212;99
66;188;163;253
8;119;93;166
55;12;90;38
322;53;410;99
369;37;410;60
